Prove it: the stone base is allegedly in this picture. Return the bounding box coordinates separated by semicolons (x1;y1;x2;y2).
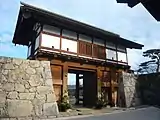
0;57;59;119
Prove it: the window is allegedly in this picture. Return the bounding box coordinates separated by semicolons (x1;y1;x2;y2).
43;25;60;35
62;29;77;39
93;38;105;46
106;41;116;49
117;45;126;52
106;49;117;60
117;52;127;63
79;34;92;43
41;33;60;49
61;38;77;53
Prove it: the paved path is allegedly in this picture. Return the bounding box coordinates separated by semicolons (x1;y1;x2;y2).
57;107;160;120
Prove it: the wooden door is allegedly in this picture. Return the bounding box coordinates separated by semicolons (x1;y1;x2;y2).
51;65;63;101
83;71;97;107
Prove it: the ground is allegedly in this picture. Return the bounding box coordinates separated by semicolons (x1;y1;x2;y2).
56;106;160;120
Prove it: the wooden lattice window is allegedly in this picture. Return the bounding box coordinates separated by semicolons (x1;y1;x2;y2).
79;41;92;56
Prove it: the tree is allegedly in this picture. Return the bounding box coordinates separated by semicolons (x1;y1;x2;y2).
137;49;160;74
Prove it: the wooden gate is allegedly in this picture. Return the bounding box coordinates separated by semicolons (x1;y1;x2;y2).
51;65;63;101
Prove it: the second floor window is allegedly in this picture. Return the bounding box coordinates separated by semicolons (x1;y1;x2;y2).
106;49;117;60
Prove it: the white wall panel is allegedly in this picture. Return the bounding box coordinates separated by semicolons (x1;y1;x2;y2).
41;33;60;49
106;49;117;60
61;38;77;53
117;52;127;62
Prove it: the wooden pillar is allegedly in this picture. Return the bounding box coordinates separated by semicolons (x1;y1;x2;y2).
97;67;102;99
111;68;116;107
62;62;68;98
75;73;80;104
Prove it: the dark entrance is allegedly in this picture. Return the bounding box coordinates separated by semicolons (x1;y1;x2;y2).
68;69;97;107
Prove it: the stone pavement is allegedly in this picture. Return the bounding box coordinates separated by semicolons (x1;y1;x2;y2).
58;107;131;118
57;105;150;118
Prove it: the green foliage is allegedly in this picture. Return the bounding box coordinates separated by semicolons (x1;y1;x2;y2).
137;49;160;74
95;91;108;109
57;90;72;112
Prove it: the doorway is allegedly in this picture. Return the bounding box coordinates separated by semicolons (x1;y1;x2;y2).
68;69;97;107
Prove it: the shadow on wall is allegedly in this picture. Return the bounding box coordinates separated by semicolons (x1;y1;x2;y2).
138;73;160;106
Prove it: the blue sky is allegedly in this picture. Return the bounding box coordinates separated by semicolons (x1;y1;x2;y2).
0;0;160;71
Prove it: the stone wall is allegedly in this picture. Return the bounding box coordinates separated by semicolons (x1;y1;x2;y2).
0;56;59;119
118;72;141;107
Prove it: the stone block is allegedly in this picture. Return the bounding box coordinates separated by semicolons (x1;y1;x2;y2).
7;100;33;117
29;61;40;68
44;79;53;86
2;83;14;92
0;108;8;117
37;86;52;94
32;99;45;106
36;93;46;100
1;75;7;82
7;92;18;99
46;94;56;103
43;102;59;116
17;117;32;120
9;118;17;120
29;75;43;87
0;118;9;120
35;105;43;116
15;84;25;92
29;87;36;92
0;92;6;107
4;63;15;70
26;68;36;75
24;82;30;89
12;59;22;66
19;93;35;100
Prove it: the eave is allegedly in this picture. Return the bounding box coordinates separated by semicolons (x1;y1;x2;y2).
13;2;144;49
116;0;160;21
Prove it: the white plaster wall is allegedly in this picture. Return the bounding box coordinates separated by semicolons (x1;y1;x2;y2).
117;52;127;62
35;35;40;50
106;49;117;60
61;38;77;53
41;33;60;49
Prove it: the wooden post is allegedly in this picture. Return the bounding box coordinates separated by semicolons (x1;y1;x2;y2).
75;73;80;105
62;62;68;100
97;67;101;99
111;68;116;107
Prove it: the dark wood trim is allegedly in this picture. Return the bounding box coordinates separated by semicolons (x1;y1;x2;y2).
39;33;42;47
42;31;78;41
77;34;79;56
40;46;77;55
60;29;62;52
